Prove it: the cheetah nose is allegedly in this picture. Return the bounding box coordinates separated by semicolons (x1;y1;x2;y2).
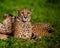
24;16;27;19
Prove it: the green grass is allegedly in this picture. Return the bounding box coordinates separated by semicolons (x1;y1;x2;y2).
0;0;60;48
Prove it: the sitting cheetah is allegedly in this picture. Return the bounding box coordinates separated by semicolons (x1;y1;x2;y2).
0;14;13;40
0;14;13;34
32;23;54;39
14;8;33;40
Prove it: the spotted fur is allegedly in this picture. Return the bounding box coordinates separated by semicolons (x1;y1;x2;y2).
0;14;13;40
14;8;32;40
14;8;54;40
32;23;54;39
0;14;13;34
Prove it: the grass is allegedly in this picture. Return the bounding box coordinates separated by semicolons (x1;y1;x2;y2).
0;0;60;48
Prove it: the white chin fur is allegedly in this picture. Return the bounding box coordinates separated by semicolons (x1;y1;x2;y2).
23;18;28;22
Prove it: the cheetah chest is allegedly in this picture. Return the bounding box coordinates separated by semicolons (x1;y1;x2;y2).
15;21;32;40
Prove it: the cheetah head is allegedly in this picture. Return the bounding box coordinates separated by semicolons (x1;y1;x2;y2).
17;8;32;22
3;14;13;20
43;23;54;33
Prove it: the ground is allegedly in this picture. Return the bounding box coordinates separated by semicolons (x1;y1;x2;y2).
0;0;60;48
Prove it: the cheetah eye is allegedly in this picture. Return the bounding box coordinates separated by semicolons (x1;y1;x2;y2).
27;12;30;14
20;12;24;16
21;12;24;14
27;12;31;16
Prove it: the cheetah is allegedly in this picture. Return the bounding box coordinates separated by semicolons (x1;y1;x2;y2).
0;34;8;40
0;14;13;40
32;23;54;39
14;8;54;40
0;14;13;34
14;8;33;40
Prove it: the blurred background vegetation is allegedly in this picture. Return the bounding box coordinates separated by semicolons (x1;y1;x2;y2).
0;0;60;48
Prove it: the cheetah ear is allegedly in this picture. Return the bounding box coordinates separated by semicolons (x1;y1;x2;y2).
16;9;21;16
16;9;21;12
3;14;8;19
9;14;13;17
4;14;8;16
17;9;20;11
30;9;33;12
4;14;13;16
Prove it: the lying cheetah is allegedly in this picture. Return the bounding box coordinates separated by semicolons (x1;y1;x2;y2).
14;8;32;40
0;14;13;40
14;8;54;40
32;23;54;39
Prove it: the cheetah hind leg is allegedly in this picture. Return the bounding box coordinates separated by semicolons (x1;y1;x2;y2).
0;34;9;40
